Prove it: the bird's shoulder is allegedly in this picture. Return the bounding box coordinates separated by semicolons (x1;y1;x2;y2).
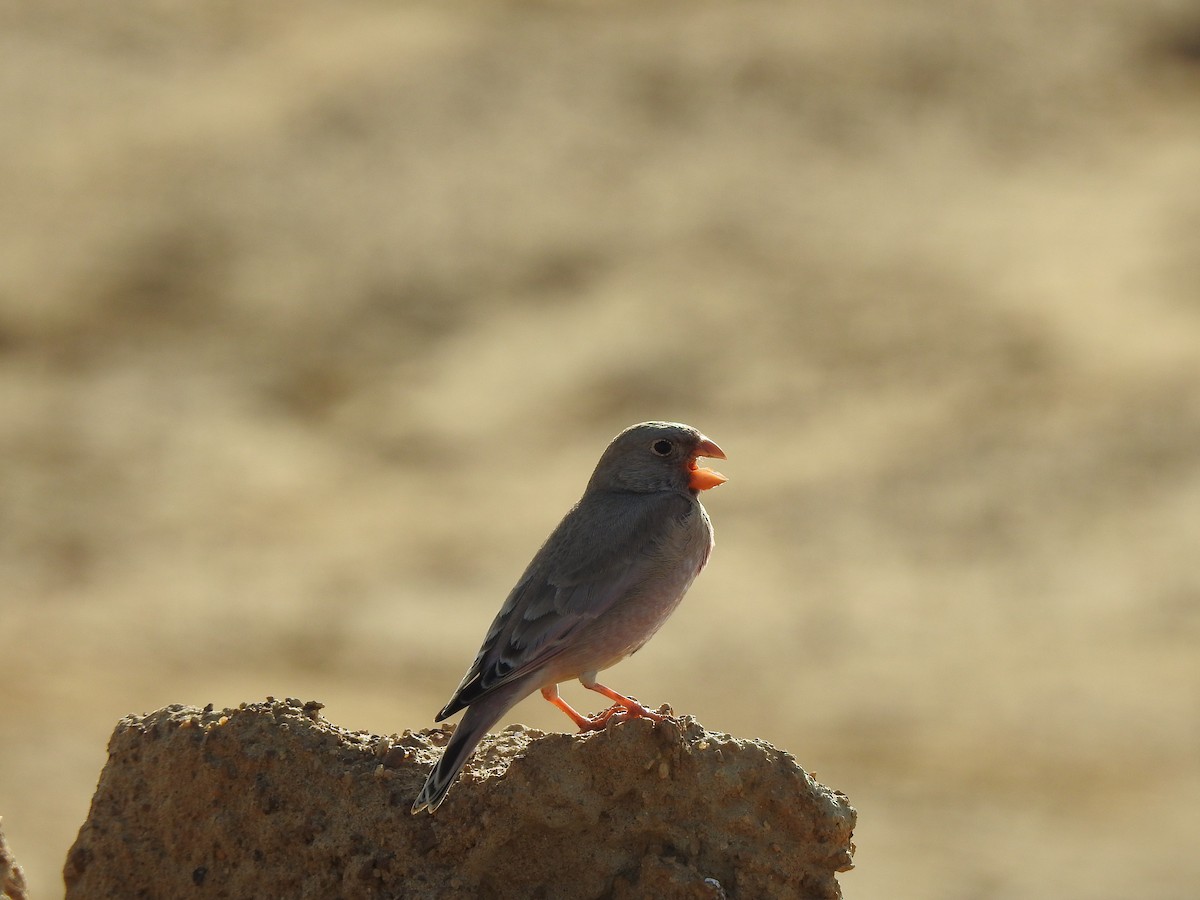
531;488;699;583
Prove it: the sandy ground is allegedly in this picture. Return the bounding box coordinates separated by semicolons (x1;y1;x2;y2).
3;1;1200;897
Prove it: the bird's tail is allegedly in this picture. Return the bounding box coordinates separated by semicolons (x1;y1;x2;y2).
411;677;532;814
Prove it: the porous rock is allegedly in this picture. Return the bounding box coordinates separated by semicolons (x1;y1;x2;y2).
1;820;28;900
64;699;855;899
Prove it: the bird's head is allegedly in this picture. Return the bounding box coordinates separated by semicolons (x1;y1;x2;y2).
587;421;727;495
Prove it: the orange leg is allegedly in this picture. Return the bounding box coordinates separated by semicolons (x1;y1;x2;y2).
582;681;666;730
540;685;594;730
541;681;668;733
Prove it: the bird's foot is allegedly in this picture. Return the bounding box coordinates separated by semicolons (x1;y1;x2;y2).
577;700;666;733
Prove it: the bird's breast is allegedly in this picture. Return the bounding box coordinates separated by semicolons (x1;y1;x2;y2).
592;502;713;662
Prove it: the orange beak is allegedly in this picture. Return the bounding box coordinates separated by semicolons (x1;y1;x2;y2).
688;437;727;491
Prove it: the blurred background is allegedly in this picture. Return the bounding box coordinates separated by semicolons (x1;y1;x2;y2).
3;0;1200;896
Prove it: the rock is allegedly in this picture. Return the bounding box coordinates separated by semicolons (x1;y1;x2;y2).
64;699;855;899
1;820;29;900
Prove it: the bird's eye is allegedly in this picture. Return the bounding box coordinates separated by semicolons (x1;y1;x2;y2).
651;439;674;456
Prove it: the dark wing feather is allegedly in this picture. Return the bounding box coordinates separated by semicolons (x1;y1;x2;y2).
436;490;692;720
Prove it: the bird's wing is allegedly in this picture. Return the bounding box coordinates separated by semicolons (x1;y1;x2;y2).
436;490;693;719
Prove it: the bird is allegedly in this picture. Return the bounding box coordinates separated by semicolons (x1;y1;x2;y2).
411;421;727;814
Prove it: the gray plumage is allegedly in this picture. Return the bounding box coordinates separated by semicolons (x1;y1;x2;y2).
412;421;726;814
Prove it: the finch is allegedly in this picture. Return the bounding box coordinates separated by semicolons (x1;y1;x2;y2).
412;421;727;814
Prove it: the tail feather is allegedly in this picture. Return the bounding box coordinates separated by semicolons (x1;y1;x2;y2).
411;678;533;814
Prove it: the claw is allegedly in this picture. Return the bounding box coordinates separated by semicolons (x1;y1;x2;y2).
577;698;665;732
543;681;669;733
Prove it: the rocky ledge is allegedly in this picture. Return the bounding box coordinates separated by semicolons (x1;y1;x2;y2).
0;820;28;900
65;698;855;898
